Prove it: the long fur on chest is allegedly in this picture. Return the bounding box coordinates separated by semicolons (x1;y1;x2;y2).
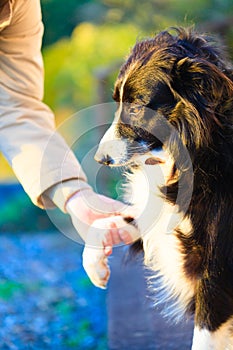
124;159;196;320
125;143;233;331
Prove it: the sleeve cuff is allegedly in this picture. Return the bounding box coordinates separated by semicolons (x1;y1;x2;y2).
41;179;92;212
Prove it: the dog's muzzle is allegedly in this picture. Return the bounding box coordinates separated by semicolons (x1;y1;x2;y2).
94;138;128;166
94;152;115;166
95;124;129;166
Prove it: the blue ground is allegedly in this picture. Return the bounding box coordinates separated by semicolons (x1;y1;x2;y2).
0;232;107;349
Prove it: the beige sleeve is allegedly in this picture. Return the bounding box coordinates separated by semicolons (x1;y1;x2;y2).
0;0;89;208
42;179;92;213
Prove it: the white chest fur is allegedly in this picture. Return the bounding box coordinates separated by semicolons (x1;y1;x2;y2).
124;156;195;318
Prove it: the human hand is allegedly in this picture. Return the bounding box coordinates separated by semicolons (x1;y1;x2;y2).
66;189;140;288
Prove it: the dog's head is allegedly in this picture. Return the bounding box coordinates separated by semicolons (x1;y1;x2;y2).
95;27;233;171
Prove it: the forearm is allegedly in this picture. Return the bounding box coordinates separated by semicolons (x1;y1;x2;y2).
0;0;89;208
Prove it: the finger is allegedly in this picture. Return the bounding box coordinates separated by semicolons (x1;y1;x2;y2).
102;230;113;247
104;246;112;256
118;229;135;245
108;224;122;245
101;229;115;256
108;216;141;243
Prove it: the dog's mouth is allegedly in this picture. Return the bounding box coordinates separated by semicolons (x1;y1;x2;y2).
95;140;167;168
145;157;165;165
95;155;165;168
94;120;168;168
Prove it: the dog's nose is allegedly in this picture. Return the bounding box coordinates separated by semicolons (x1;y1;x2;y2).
94;153;115;165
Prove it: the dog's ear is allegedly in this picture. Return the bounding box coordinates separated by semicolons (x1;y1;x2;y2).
172;57;233;109
170;57;233;148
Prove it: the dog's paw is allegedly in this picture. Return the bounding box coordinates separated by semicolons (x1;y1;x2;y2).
82;216;139;289
82;246;110;289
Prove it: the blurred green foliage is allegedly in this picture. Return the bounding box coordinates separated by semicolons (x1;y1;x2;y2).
0;185;55;232
101;0;233;31
42;0;233;119
41;0;92;46
43;22;140;115
41;0;233;47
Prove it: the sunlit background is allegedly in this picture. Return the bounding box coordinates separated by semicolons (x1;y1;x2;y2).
1;0;233;231
0;0;232;349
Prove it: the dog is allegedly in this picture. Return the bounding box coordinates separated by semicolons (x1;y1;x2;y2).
83;27;233;349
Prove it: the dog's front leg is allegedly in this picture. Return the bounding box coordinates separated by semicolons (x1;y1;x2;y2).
82;216;140;288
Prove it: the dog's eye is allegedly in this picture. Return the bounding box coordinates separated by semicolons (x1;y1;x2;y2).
129;105;142;116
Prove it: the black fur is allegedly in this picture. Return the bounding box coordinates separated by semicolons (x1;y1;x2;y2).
113;28;233;332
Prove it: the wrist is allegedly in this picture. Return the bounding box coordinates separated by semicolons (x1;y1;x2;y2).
44;179;92;213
